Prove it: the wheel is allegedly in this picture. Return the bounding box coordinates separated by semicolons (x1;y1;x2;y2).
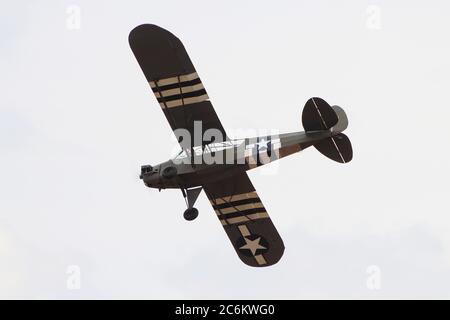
183;207;199;221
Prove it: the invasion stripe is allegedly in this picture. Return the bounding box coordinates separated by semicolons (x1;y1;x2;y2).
149;72;199;88
157;88;207;102
216;208;267;220
210;191;258;205
151;78;202;92
213;198;261;210
221;212;270;225
159;94;209;108
215;203;264;215
154;83;205;98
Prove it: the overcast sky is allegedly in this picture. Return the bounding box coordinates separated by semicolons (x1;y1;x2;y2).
1;0;450;299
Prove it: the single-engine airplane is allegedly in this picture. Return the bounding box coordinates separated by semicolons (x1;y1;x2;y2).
129;24;353;267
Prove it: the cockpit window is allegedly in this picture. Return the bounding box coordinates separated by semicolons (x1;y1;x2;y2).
172;140;247;160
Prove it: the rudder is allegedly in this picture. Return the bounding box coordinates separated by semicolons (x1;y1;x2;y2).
302;97;338;131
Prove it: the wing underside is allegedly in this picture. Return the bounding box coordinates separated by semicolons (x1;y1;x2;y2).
130;24;284;267
203;171;284;267
129;24;227;147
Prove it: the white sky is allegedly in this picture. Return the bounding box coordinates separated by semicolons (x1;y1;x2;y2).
1;0;450;299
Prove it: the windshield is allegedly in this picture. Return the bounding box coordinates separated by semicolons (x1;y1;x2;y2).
172;140;246;160
174;149;190;160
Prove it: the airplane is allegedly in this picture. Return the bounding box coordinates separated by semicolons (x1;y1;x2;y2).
129;24;353;267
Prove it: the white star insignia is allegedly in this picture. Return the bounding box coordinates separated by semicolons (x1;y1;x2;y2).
239;237;266;256
256;139;269;151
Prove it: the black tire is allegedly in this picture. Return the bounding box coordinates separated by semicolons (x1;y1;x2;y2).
162;166;177;179
183;208;199;221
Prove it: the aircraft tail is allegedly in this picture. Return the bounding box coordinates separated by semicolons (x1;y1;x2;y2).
301;97;353;163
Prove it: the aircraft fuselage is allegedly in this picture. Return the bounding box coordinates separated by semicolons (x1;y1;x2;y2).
140;130;333;190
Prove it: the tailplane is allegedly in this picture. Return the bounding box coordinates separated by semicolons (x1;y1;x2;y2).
302;97;353;163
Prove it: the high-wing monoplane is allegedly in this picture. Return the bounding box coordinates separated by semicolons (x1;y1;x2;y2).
129;24;353;267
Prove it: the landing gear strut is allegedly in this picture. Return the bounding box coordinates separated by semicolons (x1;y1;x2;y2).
181;187;202;221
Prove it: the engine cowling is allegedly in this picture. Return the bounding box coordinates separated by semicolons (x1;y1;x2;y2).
162;166;177;179
140;165;153;179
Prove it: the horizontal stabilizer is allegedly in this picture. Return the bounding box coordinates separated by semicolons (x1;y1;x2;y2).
314;133;352;163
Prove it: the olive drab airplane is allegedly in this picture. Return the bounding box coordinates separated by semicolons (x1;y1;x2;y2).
129;24;353;267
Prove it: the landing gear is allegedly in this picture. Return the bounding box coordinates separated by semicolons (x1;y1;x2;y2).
181;187;202;221
183;207;199;221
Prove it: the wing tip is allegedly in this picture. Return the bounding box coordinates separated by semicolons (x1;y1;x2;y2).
128;24;177;45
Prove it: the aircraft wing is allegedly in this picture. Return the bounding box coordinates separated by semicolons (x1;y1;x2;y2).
129;24;227;147
203;171;285;267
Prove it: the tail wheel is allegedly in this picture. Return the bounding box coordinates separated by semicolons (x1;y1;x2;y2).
183;208;199;221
